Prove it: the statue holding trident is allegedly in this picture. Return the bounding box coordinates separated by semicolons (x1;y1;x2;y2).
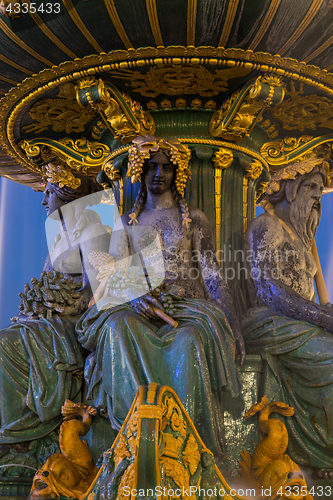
76;135;245;466
242;157;333;474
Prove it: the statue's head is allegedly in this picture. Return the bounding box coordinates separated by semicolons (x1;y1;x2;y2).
42;163;104;218
262;158;330;247
125;135;192;227
143;150;176;195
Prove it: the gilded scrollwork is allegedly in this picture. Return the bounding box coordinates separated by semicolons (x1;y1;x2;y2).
260;135;314;166
20;137;110;173
75;78;155;143
22;98;96;135
112;64;252;98
210;76;285;141
271;82;333;132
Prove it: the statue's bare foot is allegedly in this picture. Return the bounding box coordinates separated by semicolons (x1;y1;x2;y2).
314;470;333;479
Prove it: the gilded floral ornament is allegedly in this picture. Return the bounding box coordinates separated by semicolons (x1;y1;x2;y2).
212;148;233;169
126;135;192;198
245;159;263;180
2;46;333;177
42;163;81;189
103;154;122;183
20;137;110;174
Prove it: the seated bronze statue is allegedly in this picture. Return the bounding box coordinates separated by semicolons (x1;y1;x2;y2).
243;157;333;473
0;165;110;444
76;135;245;465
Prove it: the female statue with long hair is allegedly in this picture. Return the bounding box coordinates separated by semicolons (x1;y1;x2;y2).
0;164;110;444
76;136;245;464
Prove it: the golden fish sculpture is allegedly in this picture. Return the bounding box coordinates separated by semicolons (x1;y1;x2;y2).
29;401;98;499
238;396;313;500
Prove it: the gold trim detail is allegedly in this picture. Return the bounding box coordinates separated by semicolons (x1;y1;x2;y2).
182;434;200;475
22;97;97;135
245;159;263;180
2;45;333;173
26;0;78;59
62;0;104;54
255;181;269;204
260;135;314;166
104;0;133;49
108;138;269;171
243;177;248;235
213;166;222;251
76;78;155;142
137;405;163;420
248;0;282;51
277;0;324;55
118;64;251;98
210;90;264;141
212;147;234;169
20;137;110;172
218;0;240;47
212;147;233;250
181;138;269;170
145;0;164;47
0;52;33;75
147;382;158;403
187;0;197;46
210;76;284;141
0;17;54;66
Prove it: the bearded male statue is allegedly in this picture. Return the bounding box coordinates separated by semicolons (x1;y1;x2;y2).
242;157;333;474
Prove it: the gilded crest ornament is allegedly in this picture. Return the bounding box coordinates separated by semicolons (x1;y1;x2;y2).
272;82;333;132
42;163;81;189
112;64;251;98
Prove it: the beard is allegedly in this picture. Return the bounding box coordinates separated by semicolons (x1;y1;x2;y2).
289;197;322;247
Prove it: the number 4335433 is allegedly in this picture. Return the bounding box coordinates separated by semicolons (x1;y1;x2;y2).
6;3;61;14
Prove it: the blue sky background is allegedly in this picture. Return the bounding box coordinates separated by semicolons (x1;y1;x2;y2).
0;176;332;328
